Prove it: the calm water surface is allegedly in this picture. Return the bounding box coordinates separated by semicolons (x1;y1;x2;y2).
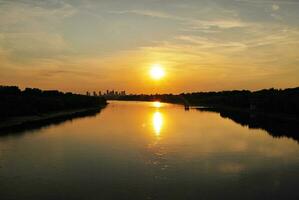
1;101;299;200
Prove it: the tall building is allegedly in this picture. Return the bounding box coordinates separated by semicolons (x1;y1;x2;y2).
103;89;126;98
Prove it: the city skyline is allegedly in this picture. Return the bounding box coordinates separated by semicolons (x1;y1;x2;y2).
86;90;127;96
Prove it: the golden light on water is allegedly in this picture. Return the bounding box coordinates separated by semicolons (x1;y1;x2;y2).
150;64;165;80
153;101;162;108
153;111;163;136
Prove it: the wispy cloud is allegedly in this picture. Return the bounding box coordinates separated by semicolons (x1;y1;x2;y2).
245;27;299;47
1;0;299;92
235;0;299;5
175;35;248;51
188;19;249;29
110;9;251;30
109;9;183;20
0;1;76;61
0;1;76;25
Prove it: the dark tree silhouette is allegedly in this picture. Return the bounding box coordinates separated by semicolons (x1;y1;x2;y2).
0;86;107;119
113;87;299;118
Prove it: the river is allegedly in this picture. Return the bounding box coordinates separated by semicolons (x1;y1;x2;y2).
1;101;299;199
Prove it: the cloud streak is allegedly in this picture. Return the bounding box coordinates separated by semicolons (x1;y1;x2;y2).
110;9;251;30
235;0;299;5
1;0;299;92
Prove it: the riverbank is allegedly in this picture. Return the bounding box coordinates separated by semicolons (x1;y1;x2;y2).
0;86;107;119
110;87;299;120
196;104;299;122
115;98;299;122
0;106;106;132
197;106;299;142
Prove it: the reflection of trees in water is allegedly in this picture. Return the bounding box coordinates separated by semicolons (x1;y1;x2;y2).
197;108;299;143
0;107;105;137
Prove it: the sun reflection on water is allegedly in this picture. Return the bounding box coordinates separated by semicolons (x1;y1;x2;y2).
153;111;163;136
153;101;162;108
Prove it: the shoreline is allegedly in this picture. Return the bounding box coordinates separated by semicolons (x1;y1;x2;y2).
109;99;299;121
0;105;107;132
195;105;299;122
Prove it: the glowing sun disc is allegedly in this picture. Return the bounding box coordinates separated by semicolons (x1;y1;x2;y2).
150;64;165;80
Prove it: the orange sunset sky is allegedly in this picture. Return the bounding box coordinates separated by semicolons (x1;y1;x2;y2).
0;0;299;94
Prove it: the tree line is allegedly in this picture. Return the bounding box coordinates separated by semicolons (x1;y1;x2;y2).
113;87;299;117
182;87;299;116
0;86;107;118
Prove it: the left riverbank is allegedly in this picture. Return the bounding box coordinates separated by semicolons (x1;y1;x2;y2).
0;85;107;132
0;106;106;131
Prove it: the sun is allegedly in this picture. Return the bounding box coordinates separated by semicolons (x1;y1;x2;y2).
150;64;165;80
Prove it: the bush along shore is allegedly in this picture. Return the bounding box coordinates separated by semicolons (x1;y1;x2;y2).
0;86;107;130
182;87;299;119
112;87;299;120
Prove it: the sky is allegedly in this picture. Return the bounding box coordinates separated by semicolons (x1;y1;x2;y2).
0;0;299;94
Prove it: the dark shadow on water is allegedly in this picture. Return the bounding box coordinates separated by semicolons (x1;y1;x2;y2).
0;107;106;138
196;107;299;143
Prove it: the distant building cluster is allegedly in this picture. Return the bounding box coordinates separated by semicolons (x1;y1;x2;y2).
86;90;126;97
104;90;126;97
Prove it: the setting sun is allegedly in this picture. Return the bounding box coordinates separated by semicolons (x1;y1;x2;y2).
150;64;165;80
